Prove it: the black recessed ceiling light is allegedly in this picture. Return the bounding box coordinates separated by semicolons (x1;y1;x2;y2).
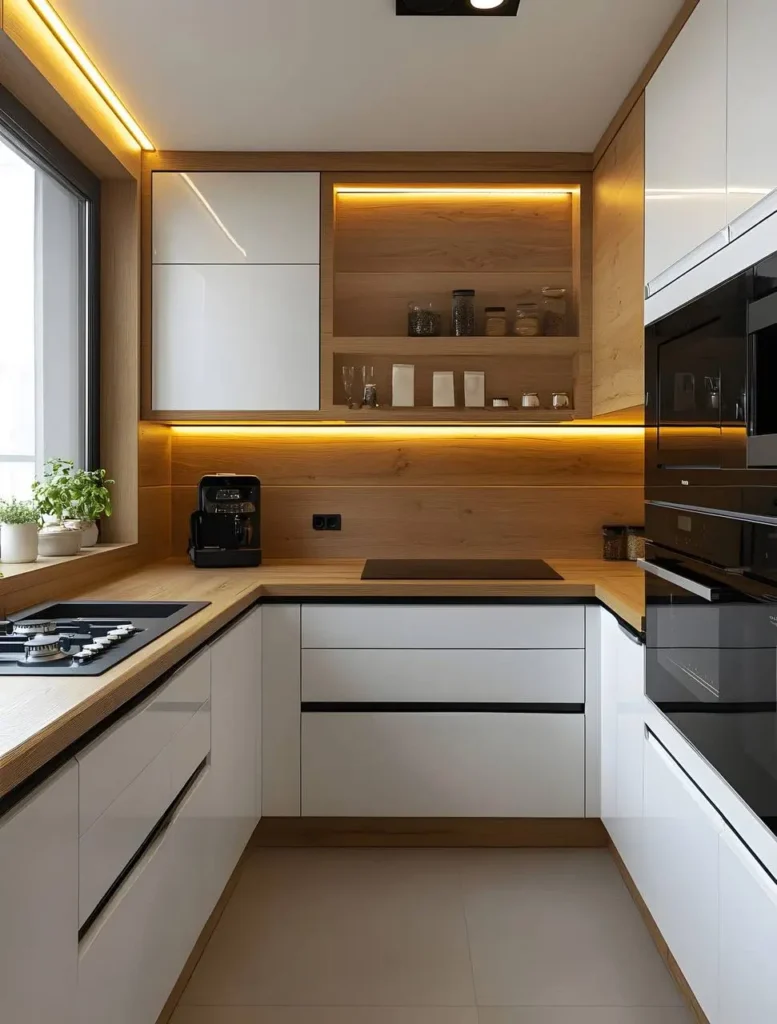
396;0;521;15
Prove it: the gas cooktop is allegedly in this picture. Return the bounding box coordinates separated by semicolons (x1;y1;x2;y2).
0;601;210;676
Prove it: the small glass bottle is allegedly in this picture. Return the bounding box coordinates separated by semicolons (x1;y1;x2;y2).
484;306;507;337
513;301;542;337
541;287;568;336
452;289;476;337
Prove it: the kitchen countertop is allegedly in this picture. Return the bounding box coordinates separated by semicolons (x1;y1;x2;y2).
0;557;644;802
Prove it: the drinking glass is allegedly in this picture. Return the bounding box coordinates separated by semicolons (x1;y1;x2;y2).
361;365;378;408
342;365;358;409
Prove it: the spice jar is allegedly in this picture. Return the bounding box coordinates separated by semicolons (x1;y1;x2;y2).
452;289;476;337
407;301;442;338
521;392;540;409
626;527;646;562
541;287;568;336
602;525;627;561
484;306;507;337
552;392;571;410
513;301;542;337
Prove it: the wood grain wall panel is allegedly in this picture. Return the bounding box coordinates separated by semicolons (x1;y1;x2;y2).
171;430;644;488
170;483;643;560
334;194;573;274
139;422;171;488
138;485;172;561
592;96;645;417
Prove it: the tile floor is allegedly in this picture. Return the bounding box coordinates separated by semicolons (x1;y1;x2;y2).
172;848;693;1024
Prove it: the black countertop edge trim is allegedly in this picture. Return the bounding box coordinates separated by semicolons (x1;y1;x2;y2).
302;701;585;714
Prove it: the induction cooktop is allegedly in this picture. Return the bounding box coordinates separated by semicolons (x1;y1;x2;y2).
361;559;563;581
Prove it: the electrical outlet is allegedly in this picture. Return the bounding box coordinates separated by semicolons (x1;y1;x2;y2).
312;514;342;531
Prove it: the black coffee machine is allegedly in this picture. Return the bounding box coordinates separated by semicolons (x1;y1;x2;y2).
188;474;261;568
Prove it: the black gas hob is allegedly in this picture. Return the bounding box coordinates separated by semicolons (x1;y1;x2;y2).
0;601;210;676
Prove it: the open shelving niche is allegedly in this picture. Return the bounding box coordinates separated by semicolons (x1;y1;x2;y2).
319;172;592;424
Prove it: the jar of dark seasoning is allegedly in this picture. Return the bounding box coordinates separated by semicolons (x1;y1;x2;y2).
452;289;476;337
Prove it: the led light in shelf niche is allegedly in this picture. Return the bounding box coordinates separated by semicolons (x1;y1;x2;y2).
169;425;644;440
26;0;154;152
335;187;575;198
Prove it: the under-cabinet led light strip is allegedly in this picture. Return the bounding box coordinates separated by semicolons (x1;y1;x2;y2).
27;0;154;151
335;187;575;197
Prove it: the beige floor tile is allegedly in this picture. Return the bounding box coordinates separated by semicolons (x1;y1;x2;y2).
463;851;683;1007
181;849;475;1007
172;1008;479;1024
477;1009;694;1024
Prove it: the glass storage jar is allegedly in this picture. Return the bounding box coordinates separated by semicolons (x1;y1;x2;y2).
452;289;476;337
407;301;442;338
513;301;542;337
541;287;568;336
484;306;507;337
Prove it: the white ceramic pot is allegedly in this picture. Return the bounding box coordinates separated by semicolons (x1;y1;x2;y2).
65;519;99;547
0;523;39;564
38;526;83;557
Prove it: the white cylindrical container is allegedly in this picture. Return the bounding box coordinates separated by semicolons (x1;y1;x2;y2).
392;364;415;408
0;523;39;564
65;520;99;547
464;371;486;408
433;371;456;408
38;526;83;557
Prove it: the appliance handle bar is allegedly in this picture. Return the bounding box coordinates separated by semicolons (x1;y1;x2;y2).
637;559;718;602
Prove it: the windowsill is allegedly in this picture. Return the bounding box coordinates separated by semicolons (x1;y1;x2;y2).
0;543;137;609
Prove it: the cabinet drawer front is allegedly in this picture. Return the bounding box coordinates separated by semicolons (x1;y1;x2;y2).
78;698;211;928
302;604;585;650
77;649;210;836
302;649;584;704
302;712;585;817
152;171;321;265
152;263;320;412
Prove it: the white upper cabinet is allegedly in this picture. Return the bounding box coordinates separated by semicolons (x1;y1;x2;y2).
726;0;777;236
0;762;78;1024
152;263;320;411
644;0;728;291
152;172;320;265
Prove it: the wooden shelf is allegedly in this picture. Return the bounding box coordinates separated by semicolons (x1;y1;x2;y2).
329;336;580;357
323;406;576;423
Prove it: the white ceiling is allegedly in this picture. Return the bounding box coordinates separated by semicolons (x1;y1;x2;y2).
56;0;684;152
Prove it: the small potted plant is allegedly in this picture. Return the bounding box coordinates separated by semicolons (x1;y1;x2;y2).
63;467;113;547
0;498;40;564
32;459;83;557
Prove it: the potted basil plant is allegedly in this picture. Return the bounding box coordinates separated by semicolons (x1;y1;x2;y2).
0;498;40;564
64;466;114;548
32;459;83;556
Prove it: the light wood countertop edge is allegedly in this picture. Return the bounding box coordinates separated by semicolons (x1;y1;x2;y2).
0;559;644;802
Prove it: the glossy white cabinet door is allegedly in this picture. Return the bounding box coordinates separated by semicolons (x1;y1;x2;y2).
599;610;619;828
642;731;723;1022
210;608;260;874
152;171;320;265
302;712;585;817
719;828;777;1023
262;603;302;817
613;623;648;890
727;0;777;232
644;0;728;289
0;762;78;1024
152;263;320;411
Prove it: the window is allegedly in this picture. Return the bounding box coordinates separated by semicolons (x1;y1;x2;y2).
0;85;99;501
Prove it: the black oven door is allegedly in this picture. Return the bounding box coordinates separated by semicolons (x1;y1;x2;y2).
646;273;749;474
748;254;777;467
644;536;777;837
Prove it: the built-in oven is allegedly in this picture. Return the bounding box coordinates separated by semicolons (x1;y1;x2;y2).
643;503;777;837
646;249;777;497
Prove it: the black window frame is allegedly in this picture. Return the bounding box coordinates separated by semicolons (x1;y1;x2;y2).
0;83;101;469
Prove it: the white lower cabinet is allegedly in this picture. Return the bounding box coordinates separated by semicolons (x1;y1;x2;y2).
0;762;78;1024
302;712;585;817
642;731;723;1022
719;829;777;1023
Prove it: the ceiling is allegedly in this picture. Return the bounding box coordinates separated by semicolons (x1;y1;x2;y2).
55;0;685;152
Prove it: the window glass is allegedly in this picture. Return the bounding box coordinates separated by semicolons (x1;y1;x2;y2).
0;128;93;501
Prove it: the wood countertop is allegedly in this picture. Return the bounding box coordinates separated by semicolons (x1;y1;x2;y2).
0;557;644;802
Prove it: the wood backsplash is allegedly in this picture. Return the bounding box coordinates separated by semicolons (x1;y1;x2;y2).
167;427;644;560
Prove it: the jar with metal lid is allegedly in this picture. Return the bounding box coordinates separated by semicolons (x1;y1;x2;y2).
513;301;542;337
407;301;442;338
452;289;476;337
521;392;540;409
552;392;571;410
484;306;507;337
541;287;568;336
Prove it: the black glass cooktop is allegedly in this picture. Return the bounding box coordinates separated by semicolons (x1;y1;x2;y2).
361;559;563;581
